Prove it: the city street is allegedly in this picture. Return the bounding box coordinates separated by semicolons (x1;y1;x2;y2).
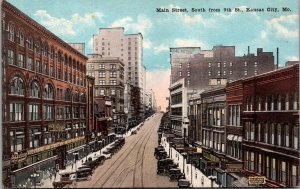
78;113;177;188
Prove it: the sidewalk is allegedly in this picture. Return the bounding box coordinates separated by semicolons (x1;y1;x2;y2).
37;123;143;188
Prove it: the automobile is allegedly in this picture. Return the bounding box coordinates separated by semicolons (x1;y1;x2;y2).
154;146;164;155
177;179;190;188
169;168;185;181
76;168;92;181
82;160;99;170
155;150;168;160
102;151;112;159
157;158;174;174
131;130;137;135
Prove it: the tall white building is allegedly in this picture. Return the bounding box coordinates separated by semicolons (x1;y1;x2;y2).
92;27;146;122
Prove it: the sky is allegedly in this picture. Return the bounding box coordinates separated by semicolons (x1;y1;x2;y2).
7;0;299;111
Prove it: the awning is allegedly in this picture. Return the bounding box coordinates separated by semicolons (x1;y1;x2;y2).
237;136;243;142
227;134;234;140
233;135;238;141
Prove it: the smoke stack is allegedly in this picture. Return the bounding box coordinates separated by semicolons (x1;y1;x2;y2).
248;46;250;55
276;47;279;69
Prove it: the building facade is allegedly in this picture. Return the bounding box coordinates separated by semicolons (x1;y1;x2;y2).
92;27;146;122
86;54;125;131
242;64;299;187
2;1;92;188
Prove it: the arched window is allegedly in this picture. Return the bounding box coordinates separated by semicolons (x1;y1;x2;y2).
50;47;54;59
8;22;14;41
9;76;24;96
18;30;24;46
73;91;79;102
44;83;54;99
58;51;62;63
29;81;40;97
28;36;33;50
65;88;71;101
43;43;48;57
36;40;41;54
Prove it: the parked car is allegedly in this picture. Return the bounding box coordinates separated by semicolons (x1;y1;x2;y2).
131;130;137;135
76;168;92;181
102;151;112;159
178;179;190;188
155;150;168;160
169;168;185;181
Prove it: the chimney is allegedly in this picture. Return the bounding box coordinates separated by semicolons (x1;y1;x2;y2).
276;47;279;69
248;46;250;55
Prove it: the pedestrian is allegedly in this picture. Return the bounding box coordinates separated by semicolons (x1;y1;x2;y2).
201;176;204;186
54;172;57;180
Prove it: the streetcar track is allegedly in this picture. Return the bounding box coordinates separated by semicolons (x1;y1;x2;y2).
92;119;155;188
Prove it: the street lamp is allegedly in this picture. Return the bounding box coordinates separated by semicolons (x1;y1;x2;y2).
208;175;217;188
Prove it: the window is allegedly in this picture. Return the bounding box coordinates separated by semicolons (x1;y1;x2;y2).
217;62;221;67
285;126;289;147
44;84;54;99
43;45;48;57
43;62;48;75
73;91;79;102
110;80;117;85
244;70;248;76
271;95;274;110
73;107;79;118
264;123;269;143
257;123;261;141
18;54;25;68
110;64;116;69
208;62;211;67
8;23;14;41
265;96;268;111
180;63;182;68
223;62;226;67
244;151;249;169
99;80;106;85
217;71;220;76
36;41;41;54
271;123;275;144
187;63;190;68
230;70;232;75
28;36;33;50
293;126;298;149
109;71;116;78
28;104;39;120
65;106;71;118
278;94;282;110
223;71;226;76
80;107;85;118
44;127;52;145
57;69;62;80
250;152;254;171
187;80;190;85
29;128;41;148
285;94;289;110
281;161;286;184
100;89;105;95
266;156;270;178
293;92;297;110
250;123;255;140
208;71;211;76
254;62;258;67
9;76;24;96
111;89;116;95
271;158;276;180
187;71;190;77
99;64;105;69
8;49;14;65
50;66;54;77
28;57;33;71
229;105;240;126
258;154;262;174
179;71;182;76
44;105;53;120
18;31;24;46
9;103;24;121
277;124;281;146
29;81;40;98
292;165;297;187
258;97;261;111
50;47;54;59
244;61;247;66
10;130;24;152
36;60;41;73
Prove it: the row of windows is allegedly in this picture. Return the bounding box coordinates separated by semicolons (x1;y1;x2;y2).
245;93;298;111
208;61;258;68
9;76;86;102
87;64;117;70
10;103;86;121
202;130;226;153
7;49;85;86
10;123;86;152
6;22;85;71
244;151;298;186
245;122;299;150
98;80;118;85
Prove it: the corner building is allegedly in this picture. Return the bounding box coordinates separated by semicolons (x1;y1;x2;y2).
2;1;92;188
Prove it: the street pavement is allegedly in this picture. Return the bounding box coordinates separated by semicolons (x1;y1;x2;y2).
77;113;178;188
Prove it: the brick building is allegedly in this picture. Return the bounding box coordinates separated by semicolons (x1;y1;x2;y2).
242;64;299;187
2;1;93;188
